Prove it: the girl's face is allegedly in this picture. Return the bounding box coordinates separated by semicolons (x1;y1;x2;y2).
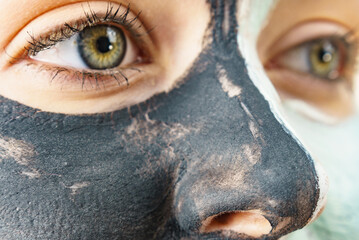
0;0;356;239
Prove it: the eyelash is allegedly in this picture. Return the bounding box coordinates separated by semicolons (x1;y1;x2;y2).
26;62;143;90
26;3;143;56
13;2;148;89
269;30;359;83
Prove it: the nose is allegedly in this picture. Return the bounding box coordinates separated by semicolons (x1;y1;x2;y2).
169;49;325;237
142;1;327;238
171;1;323;234
174;131;322;240
173;121;326;240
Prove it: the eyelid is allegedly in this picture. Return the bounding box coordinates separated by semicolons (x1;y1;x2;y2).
262;20;352;65
259;20;359;119
1;1;156;69
30;26;139;70
269;37;352;80
0;1;164;114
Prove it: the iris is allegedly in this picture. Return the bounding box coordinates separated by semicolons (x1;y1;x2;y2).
77;25;127;70
309;40;341;80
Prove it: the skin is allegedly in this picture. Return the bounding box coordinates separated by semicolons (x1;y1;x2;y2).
0;0;333;239
0;0;210;113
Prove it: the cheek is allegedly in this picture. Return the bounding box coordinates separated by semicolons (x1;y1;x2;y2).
0;98;174;239
283;108;359;220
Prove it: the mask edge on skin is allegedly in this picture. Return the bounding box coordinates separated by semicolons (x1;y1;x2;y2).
237;0;328;228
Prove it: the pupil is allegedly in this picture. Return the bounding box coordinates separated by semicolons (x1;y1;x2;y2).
96;36;112;54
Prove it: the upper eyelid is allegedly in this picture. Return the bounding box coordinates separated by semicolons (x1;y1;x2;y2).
272;35;352;61
261;20;353;64
1;1;154;69
267;37;356;82
26;4;143;56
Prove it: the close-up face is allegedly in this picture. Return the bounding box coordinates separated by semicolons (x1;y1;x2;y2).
0;0;357;239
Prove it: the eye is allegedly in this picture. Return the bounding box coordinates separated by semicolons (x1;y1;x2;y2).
261;21;358;119
23;3;148;86
269;37;349;82
0;1;210;114
31;24;138;70
0;2;158;114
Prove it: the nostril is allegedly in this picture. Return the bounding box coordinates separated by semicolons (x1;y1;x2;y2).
200;210;272;238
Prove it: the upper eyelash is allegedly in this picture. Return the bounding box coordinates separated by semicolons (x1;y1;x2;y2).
8;1;151;89
276;30;359;67
25;2;144;57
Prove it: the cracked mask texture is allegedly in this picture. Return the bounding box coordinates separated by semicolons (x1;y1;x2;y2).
0;1;319;239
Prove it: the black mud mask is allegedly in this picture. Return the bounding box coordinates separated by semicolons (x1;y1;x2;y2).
0;1;322;239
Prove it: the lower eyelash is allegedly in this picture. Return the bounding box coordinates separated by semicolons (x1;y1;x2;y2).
5;2;150;90
26;62;142;91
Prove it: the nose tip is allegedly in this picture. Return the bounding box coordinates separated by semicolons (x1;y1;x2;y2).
174;153;321;239
174;179;300;239
200;210;272;238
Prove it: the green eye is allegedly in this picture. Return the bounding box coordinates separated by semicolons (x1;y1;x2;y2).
77;25;127;70
309;40;341;80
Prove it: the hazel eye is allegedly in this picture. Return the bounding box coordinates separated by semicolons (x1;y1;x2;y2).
31;24;138;70
309;40;341;79
271;37;348;81
78;25;127;69
0;1;210;114
260;21;358;119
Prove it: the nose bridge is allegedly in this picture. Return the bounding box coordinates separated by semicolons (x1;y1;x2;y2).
210;0;238;56
171;2;320;238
